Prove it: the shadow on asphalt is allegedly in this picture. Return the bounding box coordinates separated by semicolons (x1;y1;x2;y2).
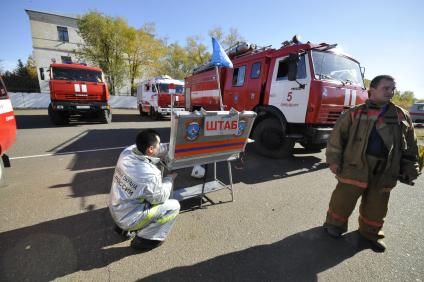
14;112;155;129
0;223;367;281
42;125;326;212
49;127;171;162
140;227;367;281
46;147;325;211
0;208;136;281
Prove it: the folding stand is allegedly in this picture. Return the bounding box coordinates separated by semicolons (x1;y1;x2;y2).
171;155;237;207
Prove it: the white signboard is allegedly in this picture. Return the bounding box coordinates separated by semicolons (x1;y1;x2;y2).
204;115;239;136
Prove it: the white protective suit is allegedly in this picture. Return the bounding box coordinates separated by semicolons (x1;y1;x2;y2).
109;144;180;241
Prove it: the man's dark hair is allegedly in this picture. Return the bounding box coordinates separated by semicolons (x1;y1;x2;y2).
369;75;395;89
136;129;160;154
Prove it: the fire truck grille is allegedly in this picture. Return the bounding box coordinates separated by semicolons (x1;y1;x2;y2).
317;106;349;123
64;93;99;100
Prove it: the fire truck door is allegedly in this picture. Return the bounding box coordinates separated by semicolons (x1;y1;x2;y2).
224;65;246;111
269;54;311;123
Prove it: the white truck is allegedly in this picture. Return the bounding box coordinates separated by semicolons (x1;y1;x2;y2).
136;75;185;119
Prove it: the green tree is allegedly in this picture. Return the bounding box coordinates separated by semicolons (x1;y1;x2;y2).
157;42;191;79
77;12;129;95
363;78;371;89
2;57;40;92
392;90;415;110
125;24;166;95
208;27;245;50
185;36;211;67
157;36;212;80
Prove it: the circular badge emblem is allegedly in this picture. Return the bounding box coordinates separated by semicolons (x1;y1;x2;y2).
186;121;201;141
235;119;247;136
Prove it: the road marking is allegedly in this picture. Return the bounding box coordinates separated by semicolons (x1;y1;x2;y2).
10;146;126;160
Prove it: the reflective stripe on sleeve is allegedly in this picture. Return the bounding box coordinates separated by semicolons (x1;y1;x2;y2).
129;204;160;231
156;213;178;224
336;176;368;189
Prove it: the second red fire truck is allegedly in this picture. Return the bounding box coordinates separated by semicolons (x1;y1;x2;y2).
185;37;368;158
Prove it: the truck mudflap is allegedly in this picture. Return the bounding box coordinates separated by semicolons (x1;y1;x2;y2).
299;126;332;151
51;101;110;112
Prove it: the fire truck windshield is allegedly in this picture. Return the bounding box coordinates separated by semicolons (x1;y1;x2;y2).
52;67;103;83
311;51;364;87
158;83;184;94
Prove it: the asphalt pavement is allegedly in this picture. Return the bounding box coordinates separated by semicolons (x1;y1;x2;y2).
0;109;423;281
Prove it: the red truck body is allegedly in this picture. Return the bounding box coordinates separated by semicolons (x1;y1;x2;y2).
0;76;17;185
185;39;368;158
45;63;111;125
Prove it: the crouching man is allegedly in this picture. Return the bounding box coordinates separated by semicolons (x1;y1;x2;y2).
109;129;180;251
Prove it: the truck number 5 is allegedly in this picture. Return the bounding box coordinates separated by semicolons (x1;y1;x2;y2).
287;91;293;102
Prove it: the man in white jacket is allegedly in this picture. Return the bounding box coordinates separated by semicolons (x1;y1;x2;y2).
109;129;180;251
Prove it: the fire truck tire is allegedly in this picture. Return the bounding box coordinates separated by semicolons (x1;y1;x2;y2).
48;104;68;126
0;159;5;187
252;118;294;158
149;107;161;120
101;109;112;124
139;106;147;116
300;142;327;152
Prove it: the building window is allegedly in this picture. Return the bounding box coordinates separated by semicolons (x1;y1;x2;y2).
61;56;72;64
232;66;246;86
250;62;261;79
57;26;69;42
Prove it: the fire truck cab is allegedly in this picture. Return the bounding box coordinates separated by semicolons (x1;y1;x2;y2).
136;75;185;119
185;37;368;158
40;63;111;125
0;76;17;186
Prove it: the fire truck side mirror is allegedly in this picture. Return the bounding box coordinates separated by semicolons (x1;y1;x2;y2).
287;53;300;81
39;68;45;80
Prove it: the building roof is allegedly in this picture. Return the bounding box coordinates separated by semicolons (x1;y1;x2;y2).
25;9;79;20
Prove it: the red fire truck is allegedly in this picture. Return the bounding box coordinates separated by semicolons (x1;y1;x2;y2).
185;37;368;158
0;76;17;186
136;75;185;119
40;63;111;125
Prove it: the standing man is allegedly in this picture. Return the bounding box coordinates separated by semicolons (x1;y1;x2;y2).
109;129;180;251
324;75;419;252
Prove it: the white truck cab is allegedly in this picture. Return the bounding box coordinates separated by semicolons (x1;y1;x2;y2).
136;75;185;119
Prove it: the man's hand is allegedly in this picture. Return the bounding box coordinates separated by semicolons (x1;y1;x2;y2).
168;172;178;181
329;164;340;175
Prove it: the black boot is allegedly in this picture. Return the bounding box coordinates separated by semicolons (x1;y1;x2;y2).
131;236;164;251
358;233;386;252
323;224;342;238
114;224;136;240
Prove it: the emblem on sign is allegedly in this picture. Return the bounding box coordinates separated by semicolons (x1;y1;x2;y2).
235;119;247;136
185;120;201;141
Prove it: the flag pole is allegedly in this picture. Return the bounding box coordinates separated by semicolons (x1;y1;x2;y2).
215;65;224;111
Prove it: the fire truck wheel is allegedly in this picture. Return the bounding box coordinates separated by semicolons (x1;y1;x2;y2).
300;142;326;152
48;104;69;126
252;118;294;158
101;109;112;124
149;107;161;120
139;105;147;116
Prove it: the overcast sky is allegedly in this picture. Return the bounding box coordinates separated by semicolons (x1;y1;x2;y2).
1;0;423;98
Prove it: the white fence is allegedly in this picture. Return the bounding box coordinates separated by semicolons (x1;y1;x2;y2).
9;92;137;109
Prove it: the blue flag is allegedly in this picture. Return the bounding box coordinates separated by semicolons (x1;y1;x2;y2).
210;37;233;68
